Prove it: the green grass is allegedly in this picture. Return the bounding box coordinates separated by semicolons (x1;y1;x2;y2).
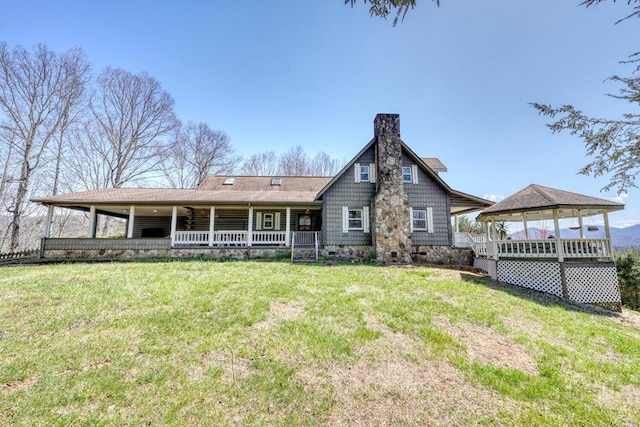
1;260;639;426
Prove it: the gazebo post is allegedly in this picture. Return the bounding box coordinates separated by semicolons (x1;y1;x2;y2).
578;212;584;239
522;213;529;239
553;209;563;262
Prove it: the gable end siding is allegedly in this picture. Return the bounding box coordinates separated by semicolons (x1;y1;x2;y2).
322;147;375;246
402;152;451;246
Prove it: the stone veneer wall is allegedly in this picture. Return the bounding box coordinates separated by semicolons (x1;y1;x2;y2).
372;114;412;263
43;248;290;260
411;246;474;266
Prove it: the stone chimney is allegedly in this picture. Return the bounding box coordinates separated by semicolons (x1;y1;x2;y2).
372;114;412;263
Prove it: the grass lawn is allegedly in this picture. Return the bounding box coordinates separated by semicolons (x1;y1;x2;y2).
1;260;639;426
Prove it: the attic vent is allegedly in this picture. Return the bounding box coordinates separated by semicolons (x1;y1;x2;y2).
223;177;235;185
271;178;282;186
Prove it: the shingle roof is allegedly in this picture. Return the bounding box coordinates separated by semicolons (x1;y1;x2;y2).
421;157;447;173
476;184;624;220
32;176;332;206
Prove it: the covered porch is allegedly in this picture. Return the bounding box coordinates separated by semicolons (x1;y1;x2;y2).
39;202;323;252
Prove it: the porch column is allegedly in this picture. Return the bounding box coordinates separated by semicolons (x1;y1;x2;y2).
522;213;529;239
208;206;215;246
285;207;291;246
127;205;135;238
247;206;253;246
578;213;585;239
170;206;177;246
88;205;97;238
553;209;563;262
454;214;459;232
44;205;54;238
603;212;611;239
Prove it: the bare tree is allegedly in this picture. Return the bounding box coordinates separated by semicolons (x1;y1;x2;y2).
278;146;311;176
73;67;179;190
241;151;279;175
0;43;90;250
310;151;342;176
160;122;240;188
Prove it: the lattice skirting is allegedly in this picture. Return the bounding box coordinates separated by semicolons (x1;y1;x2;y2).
473;257;490;273
565;263;620;304
496;260;564;297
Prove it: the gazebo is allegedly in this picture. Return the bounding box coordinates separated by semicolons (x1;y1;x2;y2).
471;184;624;311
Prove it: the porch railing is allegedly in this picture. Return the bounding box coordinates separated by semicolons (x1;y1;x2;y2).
475;238;613;260
173;230;287;246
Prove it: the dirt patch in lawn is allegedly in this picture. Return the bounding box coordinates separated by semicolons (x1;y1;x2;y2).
293;314;523;426
253;301;304;330
433;316;538;376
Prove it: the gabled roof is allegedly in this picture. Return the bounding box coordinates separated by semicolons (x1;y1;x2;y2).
197;176;331;193
314;138;492;214
32;176;332;207
476;184;624;221
421;157;447;173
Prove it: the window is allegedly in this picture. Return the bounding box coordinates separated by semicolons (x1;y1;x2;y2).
271;178;281;186
348;209;363;230
412;209;427;230
354;162;375;183
263;213;274;229
223;177;235;185
402;167;412;183
410;207;433;233
360;165;370;182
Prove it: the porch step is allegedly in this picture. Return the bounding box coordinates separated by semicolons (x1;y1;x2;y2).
291;247;317;263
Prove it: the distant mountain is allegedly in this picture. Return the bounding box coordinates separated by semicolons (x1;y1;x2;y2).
508;225;640;249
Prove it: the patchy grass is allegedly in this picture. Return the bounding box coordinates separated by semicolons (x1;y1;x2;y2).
1;261;639;426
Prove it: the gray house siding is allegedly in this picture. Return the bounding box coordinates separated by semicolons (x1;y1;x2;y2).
322;147;375;246
133;216;172;238
401;153;451;246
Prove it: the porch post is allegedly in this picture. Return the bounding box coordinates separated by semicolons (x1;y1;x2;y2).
127;205;135;238
88;205;97;238
285;207;291;246
170;206;177;246
553;209;563;262
247;206;253;246
578;213;585;239
522;213;529;239
603;212;611;239
454;214;459;232
209;206;215;246
44;205;54;238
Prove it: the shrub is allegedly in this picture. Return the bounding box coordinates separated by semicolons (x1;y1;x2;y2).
615;251;640;310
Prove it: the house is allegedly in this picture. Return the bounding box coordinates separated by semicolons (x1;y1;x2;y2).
32;113;493;263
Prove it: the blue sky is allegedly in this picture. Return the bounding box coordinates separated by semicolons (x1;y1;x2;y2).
1;0;638;227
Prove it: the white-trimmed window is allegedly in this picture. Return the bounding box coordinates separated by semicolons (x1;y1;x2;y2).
360;165;370;182
342;206;370;233
410;207;433;233
348;209;363;230
263;213;274;229
354;163;376;183
403;165;419;184
255;212;281;231
402;167;412;183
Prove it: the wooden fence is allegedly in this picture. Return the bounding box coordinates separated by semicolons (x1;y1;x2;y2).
0;249;39;263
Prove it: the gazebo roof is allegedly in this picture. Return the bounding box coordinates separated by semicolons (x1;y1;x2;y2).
476;184;624;222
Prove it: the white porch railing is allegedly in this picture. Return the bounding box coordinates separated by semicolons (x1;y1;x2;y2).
173;230;288;246
174;231;210;245
474;238;612;260
251;231;287;245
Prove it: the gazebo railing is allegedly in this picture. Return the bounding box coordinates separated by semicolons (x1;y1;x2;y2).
477;238;612;260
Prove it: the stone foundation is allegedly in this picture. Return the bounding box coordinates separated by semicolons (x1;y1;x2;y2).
321;245;376;262
411;246;474;266
43;248;290;260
